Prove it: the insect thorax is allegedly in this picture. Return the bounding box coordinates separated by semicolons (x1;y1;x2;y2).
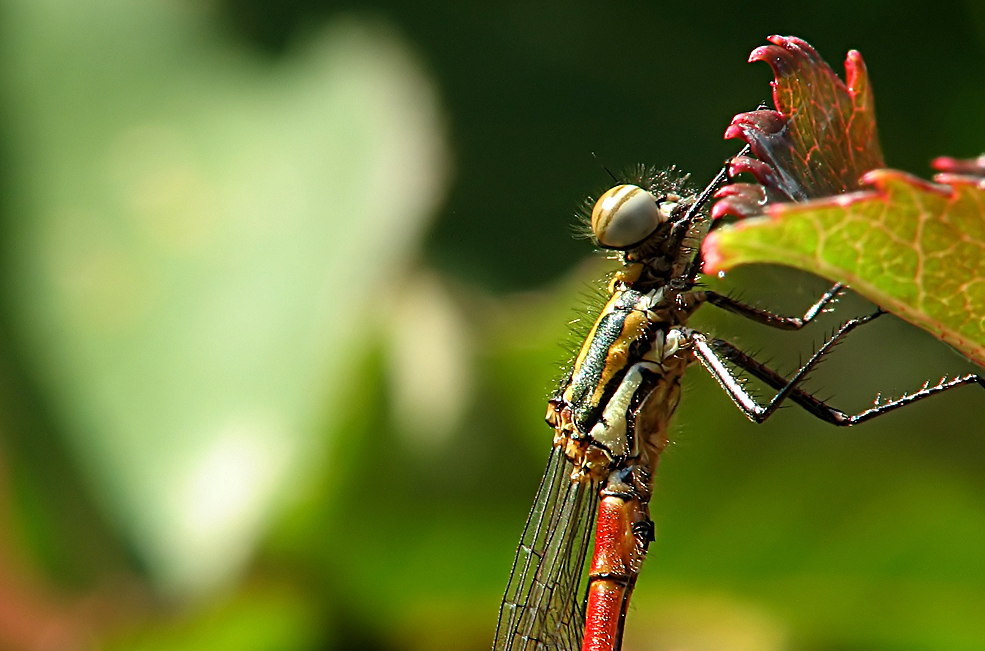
548;280;700;480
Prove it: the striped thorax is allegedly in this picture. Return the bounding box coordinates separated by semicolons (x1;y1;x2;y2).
547;285;701;481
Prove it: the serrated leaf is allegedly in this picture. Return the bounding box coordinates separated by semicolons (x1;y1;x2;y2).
714;36;884;220
705;170;985;367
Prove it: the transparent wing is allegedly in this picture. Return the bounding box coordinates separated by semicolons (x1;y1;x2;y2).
494;447;599;651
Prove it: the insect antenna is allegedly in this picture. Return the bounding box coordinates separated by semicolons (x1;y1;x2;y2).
675;144;750;234
591;152;619;184
672;144;753;285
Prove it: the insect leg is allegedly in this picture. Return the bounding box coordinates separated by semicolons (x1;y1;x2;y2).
702;283;843;330
689;311;883;423
709;336;985;426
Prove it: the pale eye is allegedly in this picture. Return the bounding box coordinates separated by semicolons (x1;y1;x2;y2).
590;185;661;249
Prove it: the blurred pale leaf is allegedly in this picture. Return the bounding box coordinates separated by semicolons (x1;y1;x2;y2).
385;272;474;449
0;0;447;596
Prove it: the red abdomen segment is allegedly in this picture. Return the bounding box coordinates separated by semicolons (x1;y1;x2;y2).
582;494;647;651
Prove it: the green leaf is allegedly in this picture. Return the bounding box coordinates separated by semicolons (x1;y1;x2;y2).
705;170;985;367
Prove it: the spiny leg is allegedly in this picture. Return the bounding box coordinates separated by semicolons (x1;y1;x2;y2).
704;337;858;424
701;283;843;330
689;311;884;423
707;335;985;426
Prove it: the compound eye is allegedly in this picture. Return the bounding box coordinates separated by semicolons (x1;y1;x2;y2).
590;185;661;249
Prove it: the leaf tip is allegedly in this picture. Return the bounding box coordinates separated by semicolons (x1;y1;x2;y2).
860;168;952;197
844;49;868;88
931;155;985;181
712;183;768;220
747;44;773;65
934;172;985;190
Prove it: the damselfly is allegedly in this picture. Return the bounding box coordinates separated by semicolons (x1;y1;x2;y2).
492;155;985;651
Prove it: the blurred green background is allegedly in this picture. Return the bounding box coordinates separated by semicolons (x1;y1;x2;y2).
0;1;983;650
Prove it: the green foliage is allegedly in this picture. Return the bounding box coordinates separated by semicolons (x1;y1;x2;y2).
102;587;322;651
